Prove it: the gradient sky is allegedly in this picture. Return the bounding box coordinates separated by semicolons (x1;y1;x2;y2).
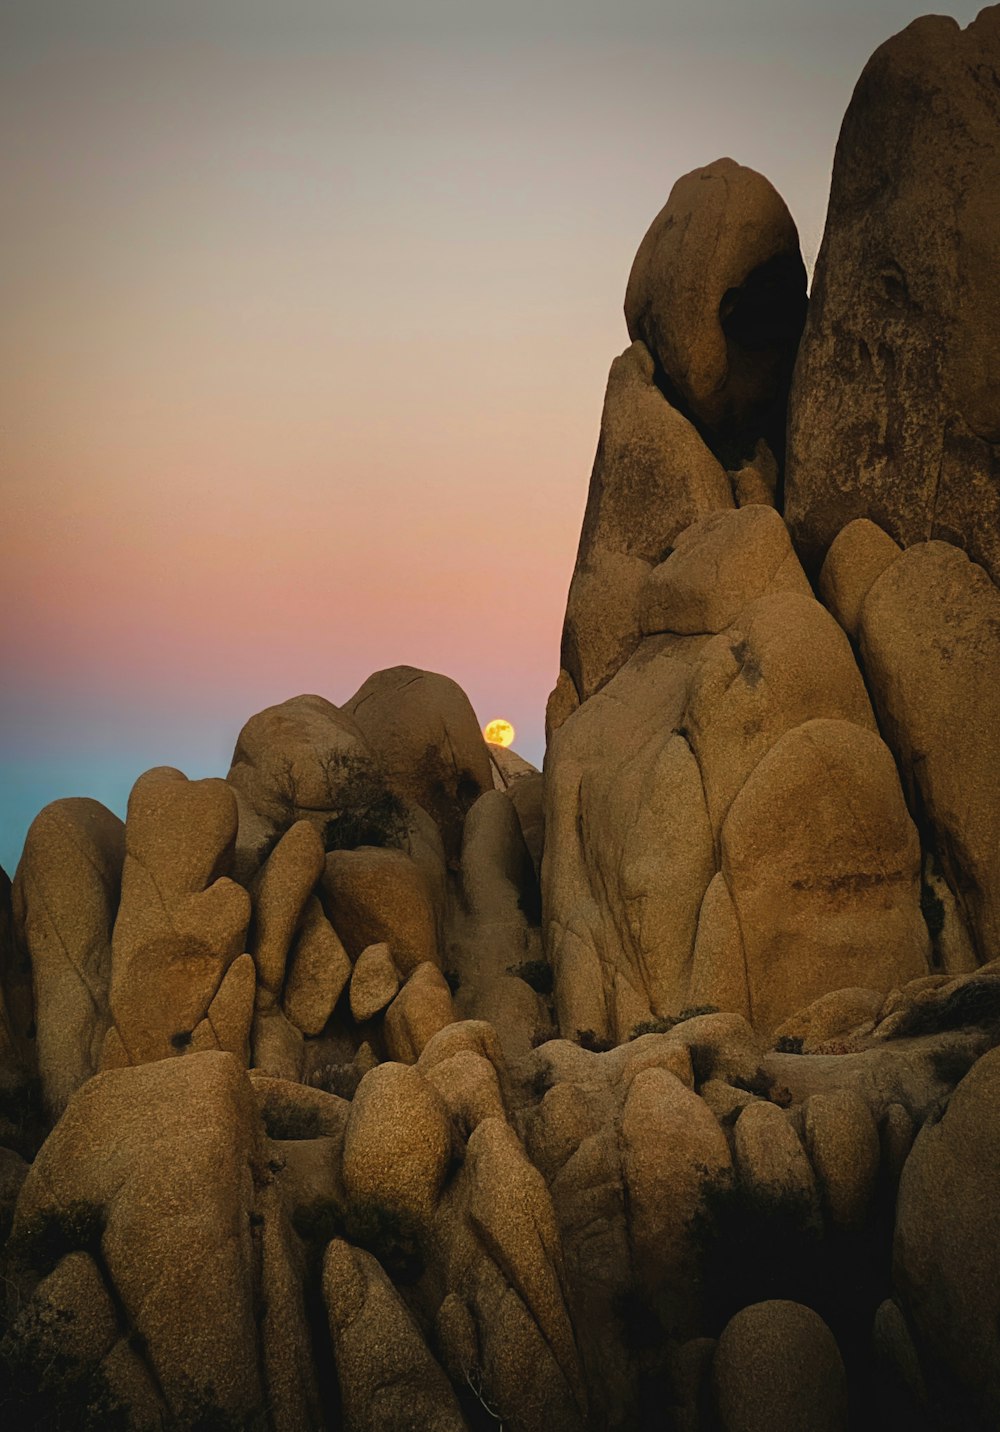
0;0;981;873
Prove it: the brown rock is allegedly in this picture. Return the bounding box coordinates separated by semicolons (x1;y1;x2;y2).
684;591;876;839
817;518;901;640
560;340;732;702
894;1044;1000;1424
622;1067;732;1332
342;1062;452;1226
857;541;1000;962
720;719;929;1036
227;693;394;877
323;1238;465;1432
9;1051;318;1429
773;987;884;1049
346;665;492;858
803;1087;880;1231
282;895;351;1035
12;798;124;1119
544;647;716;1044
733;1102;821;1229
786;9;1000;583
105;769;251;1066
641;505;810;637
250;819;326;1006
384;962;456;1063
625;158;807;443
712;1300;848;1432
349;942;400;1023
545;668;580;741
323;846;438;974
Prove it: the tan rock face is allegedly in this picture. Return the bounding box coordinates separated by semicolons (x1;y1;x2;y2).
342;1062;452;1227
105;769;252;1066
346;665;493;858
8;1052;318;1430
282;894;351;1035
349;942;400;1023
641;504;810;638
323;845;439;974
856;541;1000;963
384;962;456;1063
817;518;901;640
894;1045;1000;1425
12;798;124;1119
227;693;403;878
786;9;1000;582
323;1238;466;1432
719;719;929;1036
684;591;876;839
251;819;326;1005
560;340;732;702
625;157;807;445
711;1300;848;1432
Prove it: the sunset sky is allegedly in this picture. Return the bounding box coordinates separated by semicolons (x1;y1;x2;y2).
0;0;979;872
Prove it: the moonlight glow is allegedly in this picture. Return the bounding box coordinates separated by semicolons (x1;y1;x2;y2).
483;718;515;747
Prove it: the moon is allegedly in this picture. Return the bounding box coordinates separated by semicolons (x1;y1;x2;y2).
483;718;515;748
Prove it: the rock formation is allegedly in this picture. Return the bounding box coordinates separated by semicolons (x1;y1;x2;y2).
3;7;1000;1430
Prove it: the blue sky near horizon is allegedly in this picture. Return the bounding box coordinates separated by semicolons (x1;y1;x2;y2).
0;0;982;874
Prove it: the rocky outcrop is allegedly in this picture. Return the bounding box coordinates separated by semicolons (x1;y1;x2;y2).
559;341;733;704
625;158;807;461
4;11;1000;1431
346;666;493;859
12;799;124;1119
102;769;252;1068
894;1045;1000;1428
786;8;1000;582
5;1053;318;1431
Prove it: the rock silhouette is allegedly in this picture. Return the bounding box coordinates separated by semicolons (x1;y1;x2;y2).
3;8;1000;1430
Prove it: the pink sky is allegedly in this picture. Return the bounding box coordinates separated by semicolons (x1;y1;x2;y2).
0;1;979;870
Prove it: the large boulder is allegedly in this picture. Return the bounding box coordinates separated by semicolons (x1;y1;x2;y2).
559;340;732;703
894;1045;1000;1426
711;1300;848;1432
103;769;252;1067
6;1052;318;1431
855;540;1000;963
227;693;404;877
625;158;807;457
323;1238;465;1432
346;666;493;859
12;799;124;1120
709;719;929;1036
786;8;1000;582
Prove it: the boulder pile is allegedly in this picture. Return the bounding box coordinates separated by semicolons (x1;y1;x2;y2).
3;7;1000;1429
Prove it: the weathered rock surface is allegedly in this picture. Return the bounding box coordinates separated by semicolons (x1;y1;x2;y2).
323;1238;466;1432
559;340;732;702
625;158;808;458
894;1045;1000;1427
786;8;1000;582
6;16;1000;1431
6;1052;318;1430
104;769;252;1067
12;799;124;1119
856;541;1000;963
346;665;493;858
712;1300;848;1432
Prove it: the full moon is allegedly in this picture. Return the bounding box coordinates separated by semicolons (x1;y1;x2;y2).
483;718;515;748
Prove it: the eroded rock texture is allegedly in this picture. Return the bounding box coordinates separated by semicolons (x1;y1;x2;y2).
3;9;1000;1432
786;7;1000;582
